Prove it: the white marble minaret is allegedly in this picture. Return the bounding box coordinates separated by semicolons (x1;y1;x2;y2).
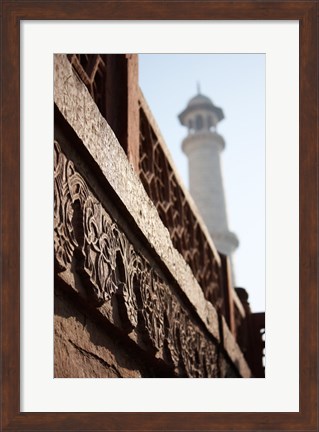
179;88;238;275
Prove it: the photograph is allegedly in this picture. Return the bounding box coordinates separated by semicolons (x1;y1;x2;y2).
1;3;317;430
54;53;265;378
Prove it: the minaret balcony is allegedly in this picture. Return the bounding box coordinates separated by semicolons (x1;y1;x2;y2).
211;230;239;255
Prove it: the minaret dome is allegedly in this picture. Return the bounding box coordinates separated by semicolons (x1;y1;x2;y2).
178;93;224;134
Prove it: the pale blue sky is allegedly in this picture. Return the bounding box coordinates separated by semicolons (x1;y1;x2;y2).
139;54;265;313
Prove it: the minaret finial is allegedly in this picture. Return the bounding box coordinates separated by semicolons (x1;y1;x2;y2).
197;82;201;94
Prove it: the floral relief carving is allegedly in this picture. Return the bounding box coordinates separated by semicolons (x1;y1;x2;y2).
54;142;78;271
143;274;165;352
164;297;183;369
115;240;138;332
54;141;219;376
76;196;118;304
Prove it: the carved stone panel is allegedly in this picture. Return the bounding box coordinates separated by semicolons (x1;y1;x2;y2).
54;144;78;272
54;140;220;377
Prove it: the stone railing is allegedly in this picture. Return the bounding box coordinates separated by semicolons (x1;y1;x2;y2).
138;93;224;313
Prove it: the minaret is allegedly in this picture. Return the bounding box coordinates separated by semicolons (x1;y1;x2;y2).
179;89;238;274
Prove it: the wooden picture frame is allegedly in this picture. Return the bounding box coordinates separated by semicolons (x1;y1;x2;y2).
1;1;317;430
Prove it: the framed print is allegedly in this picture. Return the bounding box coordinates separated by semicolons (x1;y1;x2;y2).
1;1;318;431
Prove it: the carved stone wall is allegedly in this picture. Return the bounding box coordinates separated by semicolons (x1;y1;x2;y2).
139;107;223;312
54;140;224;377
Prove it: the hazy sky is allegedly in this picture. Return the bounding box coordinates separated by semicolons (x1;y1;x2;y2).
139;54;265;312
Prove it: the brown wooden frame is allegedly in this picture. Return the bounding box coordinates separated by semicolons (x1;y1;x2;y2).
1;1;317;430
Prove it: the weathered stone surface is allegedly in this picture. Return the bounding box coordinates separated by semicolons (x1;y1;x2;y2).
54;291;143;378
